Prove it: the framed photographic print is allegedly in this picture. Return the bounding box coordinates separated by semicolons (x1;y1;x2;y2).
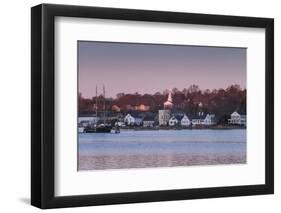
31;3;274;209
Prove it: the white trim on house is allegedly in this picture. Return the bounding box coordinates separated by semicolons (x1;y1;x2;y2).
203;114;215;125
181;114;191;126
228;111;246;126
169;116;178;126
124;113;135;126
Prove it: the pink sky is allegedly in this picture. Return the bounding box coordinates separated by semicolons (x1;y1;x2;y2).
78;41;246;98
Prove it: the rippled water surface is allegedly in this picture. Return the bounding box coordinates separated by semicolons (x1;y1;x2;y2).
78;129;246;170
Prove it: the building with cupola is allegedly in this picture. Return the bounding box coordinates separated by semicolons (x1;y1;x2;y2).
159;90;173;126
163;91;173;109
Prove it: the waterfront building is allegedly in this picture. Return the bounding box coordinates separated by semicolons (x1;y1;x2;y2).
169;115;179;126
240;115;246;126
203;114;216;125
181;114;191;127
159;110;171;126
78;114;99;125
124;113;135;126
159;90;173;126
191;118;204;126
228;111;246;126
143;116;155;127
190;111;205;126
190;113;217;127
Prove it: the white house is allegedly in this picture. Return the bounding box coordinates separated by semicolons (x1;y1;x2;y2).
228;111;246;126
169;116;178;126
240;115;247;126
181;114;191;127
124;113;135;126
203;114;216;125
229;111;240;124
159;109;171;126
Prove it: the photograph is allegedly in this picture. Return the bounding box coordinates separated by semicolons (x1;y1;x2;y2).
30;3;274;209
77;41;247;171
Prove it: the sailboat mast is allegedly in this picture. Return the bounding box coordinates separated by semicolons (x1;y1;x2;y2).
103;84;106;123
95;85;98;118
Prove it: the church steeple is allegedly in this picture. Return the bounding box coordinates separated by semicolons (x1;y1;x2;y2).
164;90;173;109
167;91;173;103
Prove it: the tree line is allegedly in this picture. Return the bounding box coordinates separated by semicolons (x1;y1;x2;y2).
79;84;246;122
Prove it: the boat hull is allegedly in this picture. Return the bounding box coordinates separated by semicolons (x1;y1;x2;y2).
84;126;112;133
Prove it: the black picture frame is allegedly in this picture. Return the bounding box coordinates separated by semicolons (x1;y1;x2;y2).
31;3;274;209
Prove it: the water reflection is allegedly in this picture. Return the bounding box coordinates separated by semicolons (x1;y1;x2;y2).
78;129;246;170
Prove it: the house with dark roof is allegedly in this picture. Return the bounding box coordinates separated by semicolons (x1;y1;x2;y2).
143;116;155;127
190;112;205;126
228;111;246;126
124;112;145;126
203;114;216;125
189;112;217;126
169;115;179;126
181;114;191;127
169;114;186;126
124;113;135;126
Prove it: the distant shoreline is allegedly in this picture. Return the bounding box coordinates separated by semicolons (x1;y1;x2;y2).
118;126;246;131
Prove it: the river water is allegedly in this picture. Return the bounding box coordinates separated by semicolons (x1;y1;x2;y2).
78;129;246;170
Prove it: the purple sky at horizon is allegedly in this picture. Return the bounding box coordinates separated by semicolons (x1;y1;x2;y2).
78;41;246;99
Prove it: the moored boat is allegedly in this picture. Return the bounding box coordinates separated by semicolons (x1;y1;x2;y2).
81;85;114;133
84;124;112;133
